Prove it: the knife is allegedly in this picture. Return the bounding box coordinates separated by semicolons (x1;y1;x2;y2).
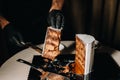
17;59;39;70
23;42;43;53
26;43;43;53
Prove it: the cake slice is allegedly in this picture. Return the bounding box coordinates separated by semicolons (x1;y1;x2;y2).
42;26;61;60
74;34;95;76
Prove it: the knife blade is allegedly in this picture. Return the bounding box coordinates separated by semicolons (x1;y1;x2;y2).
25;42;43;53
17;59;39;70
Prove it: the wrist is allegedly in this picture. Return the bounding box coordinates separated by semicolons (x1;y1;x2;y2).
49;0;64;12
0;16;10;29
2;22;10;29
49;7;62;12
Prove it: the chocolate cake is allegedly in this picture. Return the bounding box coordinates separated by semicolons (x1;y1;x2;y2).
74;36;85;74
74;34;95;76
42;27;61;60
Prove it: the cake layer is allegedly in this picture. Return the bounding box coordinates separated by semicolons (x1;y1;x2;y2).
42;27;61;60
75;36;85;74
74;34;95;75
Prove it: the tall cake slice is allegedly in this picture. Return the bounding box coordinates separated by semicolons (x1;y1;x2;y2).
74;34;95;77
42;26;61;60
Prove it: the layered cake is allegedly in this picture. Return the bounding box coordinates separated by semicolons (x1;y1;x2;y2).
42;27;61;60
74;34;95;76
75;36;85;74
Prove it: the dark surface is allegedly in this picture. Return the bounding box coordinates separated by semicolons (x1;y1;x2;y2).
28;56;44;80
92;52;120;80
28;52;120;80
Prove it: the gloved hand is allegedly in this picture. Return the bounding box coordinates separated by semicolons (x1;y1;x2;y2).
3;23;25;47
47;10;64;29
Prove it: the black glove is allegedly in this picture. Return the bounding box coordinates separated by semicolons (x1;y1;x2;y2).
48;10;64;29
3;23;25;47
